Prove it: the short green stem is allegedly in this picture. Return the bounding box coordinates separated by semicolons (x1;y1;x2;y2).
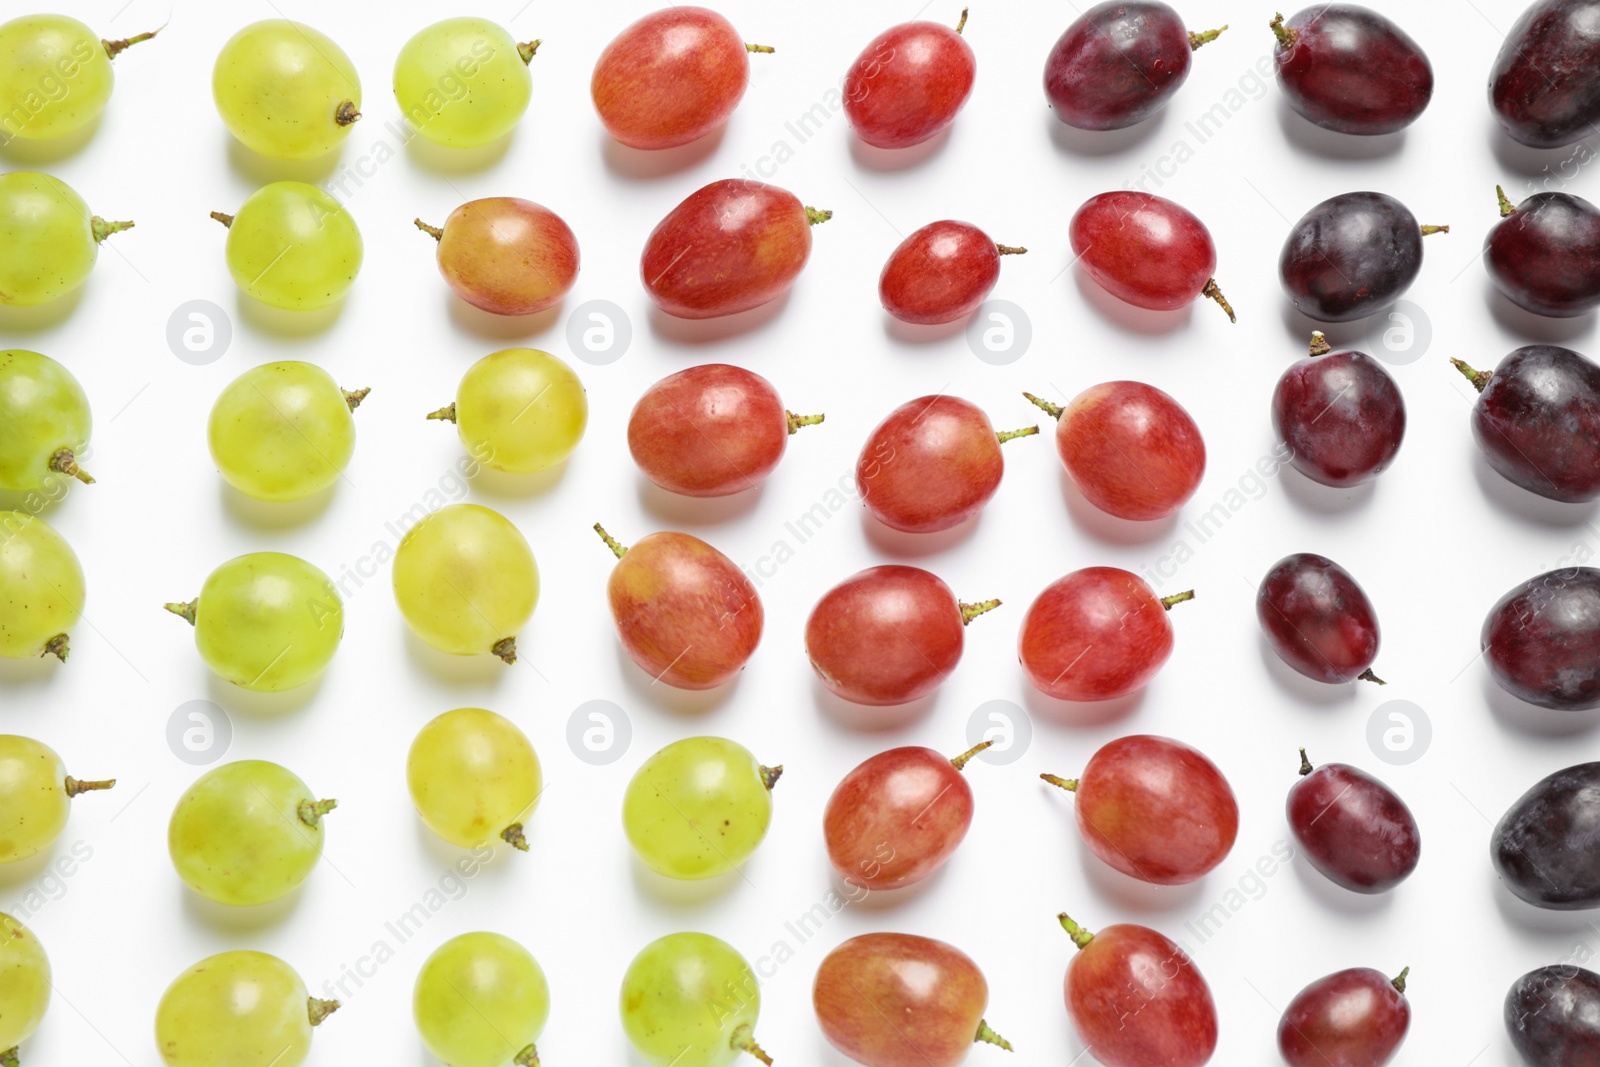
492;637;518;665
1309;331;1331;356
1041;773;1079;792
786;410;825;434
1392;967;1410;993
1420;224;1449;236
514;1045;540;1067
298;798;337;827
745;43;775;54
65;776;115;797
501;823;530;851
1358;667;1386;685
48;448;94;484
975;1019;1013;1050
1497;185;1515;218
103;29;160;59
1269;12;1296;48
594;523;628;559
805;206;832;225
951;741;992;771
996;243;1027;255
760;765;783;791
518;40;541;64
210;211;234;228
343;388;370;411
1451;358;1491;393
1298;748;1314;776
996;425;1039;443
0;1045;17;1067
427;403;458;423
955;8;969;33
308;998;340;1027
731;1024;772;1064
960;598;1000;624
165;599;198;626
414;219;444;241
91;217;134;243
1058;913;1095;949
41;634;70;662
1023;392;1063;420
1202;278;1236;322
1161;590;1195;610
1188;24;1227;49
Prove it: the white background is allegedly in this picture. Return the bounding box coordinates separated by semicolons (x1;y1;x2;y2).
1;0;1596;1064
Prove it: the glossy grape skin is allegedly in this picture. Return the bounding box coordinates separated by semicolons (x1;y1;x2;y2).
168;760;332;907
208;362;361;502
815;934;1011;1066
0;16;157;140
407;708;541;851
1485;190;1600;318
213;20;360;160
1506;965;1600;1062
0;512;84;661
844;15;975;148
600;527;762;689
0;350;92;491
824;745;985;891
434;349;587;474
1279;192;1437;323
623;737;776;880
1257;553;1382;684
0;735;112;864
1271;6;1433;134
1273;341;1405;487
395;19;534;148
218;182;362;311
1457;346;1600;502
620;933;770;1066
1490;0;1600;149
1279;968;1410;1067
416;933;549;1067
1493;762;1600;909
0;911;49;1060
421;198;578;315
1045;2;1220;130
1060;916;1217;1067
1288;752;1420;894
1071;191;1233;319
0;172;130;307
1484;568;1600;710
880;221;1022;325
156;951;334;1067
1020;568;1187;702
1046;735;1238;885
393;504;538;663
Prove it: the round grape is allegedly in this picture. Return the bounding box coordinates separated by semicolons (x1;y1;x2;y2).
623;737;778;881
429;349;587;474
0;172;131;307
395;19;538;148
408;708;542;851
620;932;772;1066
392;504;538;663
0;735;113;865
0;350;92;491
213;20;360;160
209;361;366;502
214;182;362;311
0;15;158;140
0;911;49;1066
0;512;84;661
415;932;549;1067
156;951;337;1067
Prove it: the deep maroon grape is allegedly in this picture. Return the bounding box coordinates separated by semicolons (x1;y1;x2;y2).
1490;0;1600;149
1273;334;1405;487
1506;965;1600;1063
1044;1;1225;131
1288;751;1420;894
1482;567;1600;710
1454;346;1600;503
1271;5;1433;135
1279;192;1444;322
1485;188;1600;318
1494;762;1600;909
1279;967;1411;1067
1257;553;1384;684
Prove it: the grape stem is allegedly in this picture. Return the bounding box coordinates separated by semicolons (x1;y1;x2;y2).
1023;392;1064;420
594;523;628;559
1497;185;1516;218
65;776;115;797
1298;748;1314;776
730;1025;773;1065
298;798;337;827
41;634;70;662
335;100;361;127
959;598;1001;624
427;403;459;423
1160;590;1195;610
307;998;340;1027
996;425;1040;444
1188;24;1228;50
1451;358;1491;393
996;243;1027;255
1201;278;1236;322
415;219;445;241
1420;224;1449;236
514;1045;541;1067
955;8;970;33
1269;12;1297;49
90;217;134;244
1041;772;1079;792
501;823;530;851
786;410;825;434
974;1019;1013;1050
492;637;518;666
103;27;161;59
49;448;94;484
760;765;784;791
1392;967;1410;993
343;388;370;411
1309;331;1331;356
518;40;542;64
1058;913;1095;949
1358;667;1386;685
0;1045;17;1067
805;207;833;225
951;741;993;771
745;42;776;54
211;211;235;229
165;599;198;626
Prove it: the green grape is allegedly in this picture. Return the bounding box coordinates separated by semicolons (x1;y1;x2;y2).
209;361;367;502
407;708;541;851
0;350;92;491
0;734;113;864
168;760;335;907
428;349;587;474
0;15;158;141
392;504;537;663
414;932;549;1067
0;172;131;307
0;511;84;661
394;18;537;149
213;20;360;160
620;933;772;1067
0;911;50;1066
214;182;362;311
165;552;343;692
155;951;337;1067
623;737;779;881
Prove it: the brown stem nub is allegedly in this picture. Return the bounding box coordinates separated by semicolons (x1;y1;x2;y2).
1392;967;1410;994
1023;392;1063;420
298;798;337;827
1160;590;1195;610
492;637;518;665
48;448;94;484
1;1045;18;1067
951;741;992;771
343;388;370;411
514;1045;541;1067
1497;185;1516;218
1420;224;1449;236
745;43;775;54
414;219;444;241
165;599;198;626
1358;667;1386;686
103;28;160;59
427;403;458;423
1188;24;1227;50
975;1020;1013;1050
997;425;1040;444
805;207;833;225
1309;331;1332;356
1202;278;1236;322
41;634;70;662
90;217;133;244
996;243;1028;255
955;7;970;33
308;998;341;1027
786;410;825;434
518;40;541;64
211;211;235;228
1041;773;1079;792
1451;358;1491;393
1269;12;1296;49
760;765;784;791
64;776;115;797
335;100;361;127
960;598;1000;624
501;823;530;851
1298;748;1314;776
731;1025;773;1065
1059;913;1095;949
594;523;628;559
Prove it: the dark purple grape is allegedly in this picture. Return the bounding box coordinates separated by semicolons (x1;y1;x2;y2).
1485;188;1600;318
1273;333;1405;487
1288;750;1420;894
1490;0;1600;149
1257;553;1384;684
1280;192;1446;323
1506;965;1600;1063
1271;5;1433;135
1482;568;1600;710
1044;1;1225;131
1493;762;1600;909
1453;346;1600;503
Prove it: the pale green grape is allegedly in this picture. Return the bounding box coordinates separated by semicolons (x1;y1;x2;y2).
168;759;334;907
209;361;366;502
0;735;113;864
0;511;84;661
408;708;541;851
623;737;778;880
430;349;587;474
166;552;343;692
155;951;336;1067
415;932;549;1067
0;172;131;307
216;182;362;311
0;911;50;1064
620;933;771;1067
0;350;92;491
213;20;360;160
392;504;537;663
0;15;157;141
394;18;536;149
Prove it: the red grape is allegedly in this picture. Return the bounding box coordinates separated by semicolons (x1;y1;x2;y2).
1507;965;1600;1060
1482;568;1600;711
1044;2;1225;130
1493;761;1600;908
1070;190;1234;320
414;198;578;316
1273;333;1406;488
1484;186;1600;318
1279;967;1411;1067
1490;0;1600;149
1271;6;1433;135
1257;553;1384;685
844;11;976;149
595;524;762;690
1019;568;1192;702
1455;346;1600;503
591;6;769;150
1279;192;1445;323
641;179;830;319
627;365;822;498
879;221;1025;325
1288;750;1420;894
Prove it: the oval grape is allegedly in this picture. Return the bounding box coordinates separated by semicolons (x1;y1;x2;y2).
1490;0;1600;149
0;172;130;307
879;221;1024;325
1271;6;1432;134
395;19;536;148
1020;568;1192;702
1071;190;1234;319
844;12;975;148
0;911;49;1064
623;737;777;880
620;933;772;1066
1045;2;1224;130
156;951;336;1067
215;182;362;311
0;350;93;491
1288;750;1420;893
1273;335;1405;488
415;932;549;1067
0;15;158;140
0;512;84;662
393;504;538;663
1485;187;1600;318
1506;964;1600;1061
1482;567;1600;710
1493;761;1600;909
1257;553;1383;684
209;361;364;502
1278;966;1411;1067
213;20;360;160
407;708;542;851
417;198;577;315
0;735;113;865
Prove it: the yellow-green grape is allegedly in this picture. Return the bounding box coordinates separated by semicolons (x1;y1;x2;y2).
623;737;779;881
407;708;541;851
212;20;360;160
0;172;131;307
0;911;50;1066
620;933;772;1067
392;504;537;663
429;349;587;474
414;932;549;1067
168;760;335;907
155;951;337;1067
394;18;537;149
0;511;84;661
209;361;367;502
166;552;343;692
0;350;92;491
0;735;113;864
214;182;362;311
0;15;158;141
